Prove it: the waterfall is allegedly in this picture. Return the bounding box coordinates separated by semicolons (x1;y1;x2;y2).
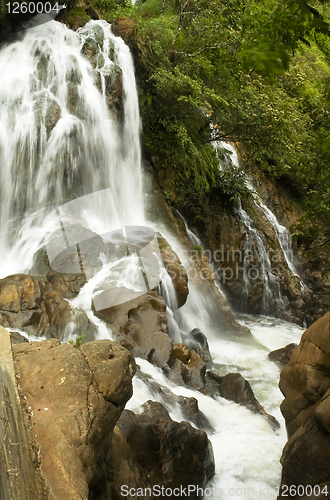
0;20;305;500
218;142;305;312
0;20;144;278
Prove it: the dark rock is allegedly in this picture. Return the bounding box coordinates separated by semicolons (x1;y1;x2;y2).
278;312;330;498
136;366;214;433
109;402;215;499
206;371;280;431
13;338;135;500
177;395;214;434
183;328;212;363
84;6;100;20
268;343;297;366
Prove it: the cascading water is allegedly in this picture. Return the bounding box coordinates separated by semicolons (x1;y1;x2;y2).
0;19;144;278
0;20;306;500
217;142;306;314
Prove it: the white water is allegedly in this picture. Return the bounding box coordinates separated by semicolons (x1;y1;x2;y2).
0;19;144;278
128;318;304;500
0;21;306;500
218;142;306;313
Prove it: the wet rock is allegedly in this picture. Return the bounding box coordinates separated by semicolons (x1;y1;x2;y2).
268;343;297;366
168;350;206;390
80;36;99;68
173;342;191;363
13;338;135;500
103;64;123;122
183;328;212;363
157;234;189;308
109;402;215;499
135;367;214;433
206;371;280;431
0;273;96;341
95;290;173;368
177;395;214;434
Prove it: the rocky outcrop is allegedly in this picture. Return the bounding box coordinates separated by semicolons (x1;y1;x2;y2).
13;338;135;500
205;371;280;431
95;290;173;368
0;273;97;341
278;312;330;499
109;401;215;500
112;18;136;45
182;328;212;363
136;366;214;434
169;348;207;390
268;343;297;366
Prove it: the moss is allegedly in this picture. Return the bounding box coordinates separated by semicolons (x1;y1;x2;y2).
55;6;91;30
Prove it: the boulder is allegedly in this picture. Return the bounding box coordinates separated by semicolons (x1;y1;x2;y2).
173;342;191;364
279;312;330;437
183;328;212;363
95;291;173;368
206;371;280;431
0;273;97;341
135;367;214;433
168;350;206;390
109;401;215;499
278;312;330;499
13;338;135;500
268;343;297;366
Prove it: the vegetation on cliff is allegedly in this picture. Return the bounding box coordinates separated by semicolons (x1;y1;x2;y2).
93;0;330;254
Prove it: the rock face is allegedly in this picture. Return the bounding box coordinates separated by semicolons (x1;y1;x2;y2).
278;312;330;499
143;161;251;335
205;371;280;431
109;401;215;500
13;338;136;500
0;273;97;341
188;173;327;327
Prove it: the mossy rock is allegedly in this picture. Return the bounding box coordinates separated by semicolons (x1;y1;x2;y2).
55;5;91;30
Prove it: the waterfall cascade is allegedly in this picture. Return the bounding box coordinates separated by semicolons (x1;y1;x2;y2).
0;20;305;500
215;142;306;314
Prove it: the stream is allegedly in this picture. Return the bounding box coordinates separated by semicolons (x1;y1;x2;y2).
0;19;306;499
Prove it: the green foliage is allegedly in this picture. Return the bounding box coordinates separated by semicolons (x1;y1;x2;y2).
93;0;133;20
125;0;330;249
68;334;85;348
